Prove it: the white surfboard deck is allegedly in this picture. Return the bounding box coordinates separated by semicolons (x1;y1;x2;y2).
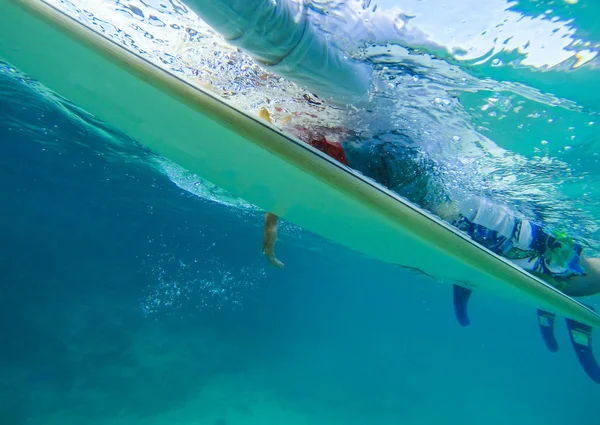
1;0;599;328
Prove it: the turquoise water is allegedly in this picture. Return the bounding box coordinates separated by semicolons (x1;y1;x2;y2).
2;0;600;424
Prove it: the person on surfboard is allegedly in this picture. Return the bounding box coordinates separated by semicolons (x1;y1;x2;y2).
183;0;600;297
260;107;600;297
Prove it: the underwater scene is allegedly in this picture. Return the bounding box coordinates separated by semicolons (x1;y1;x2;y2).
1;0;600;424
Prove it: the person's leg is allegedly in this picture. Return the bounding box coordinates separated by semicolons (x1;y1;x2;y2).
257;108;284;268
262;212;284;269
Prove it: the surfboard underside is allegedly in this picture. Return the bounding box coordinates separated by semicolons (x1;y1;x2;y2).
1;0;599;330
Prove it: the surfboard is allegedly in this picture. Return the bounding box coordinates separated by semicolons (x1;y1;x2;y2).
1;0;599;367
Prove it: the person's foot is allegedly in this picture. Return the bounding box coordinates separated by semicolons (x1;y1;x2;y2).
265;253;284;269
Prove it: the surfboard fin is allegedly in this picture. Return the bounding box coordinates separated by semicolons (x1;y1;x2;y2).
566;316;600;384
453;284;472;327
537;310;559;353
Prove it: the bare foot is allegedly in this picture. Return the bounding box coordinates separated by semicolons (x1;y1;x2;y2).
262;212;284;268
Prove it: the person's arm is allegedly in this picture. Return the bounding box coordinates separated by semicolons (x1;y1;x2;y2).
183;0;371;106
564;257;600;297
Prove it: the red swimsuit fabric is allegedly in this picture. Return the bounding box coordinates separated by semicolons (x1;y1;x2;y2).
295;127;349;165
306;135;349;165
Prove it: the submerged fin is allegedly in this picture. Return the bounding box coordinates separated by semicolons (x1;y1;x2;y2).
537;310;559;353
566;317;600;384
453;284;473;327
